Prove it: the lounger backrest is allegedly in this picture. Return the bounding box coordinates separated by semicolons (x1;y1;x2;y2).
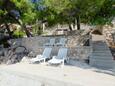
56;48;68;59
49;38;55;45
60;38;66;44
42;48;52;58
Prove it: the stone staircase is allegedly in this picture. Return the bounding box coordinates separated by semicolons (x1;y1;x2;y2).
89;35;115;69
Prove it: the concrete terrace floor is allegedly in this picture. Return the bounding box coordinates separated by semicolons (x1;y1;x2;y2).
0;61;115;86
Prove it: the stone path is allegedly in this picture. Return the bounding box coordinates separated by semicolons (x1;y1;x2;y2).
89;34;115;69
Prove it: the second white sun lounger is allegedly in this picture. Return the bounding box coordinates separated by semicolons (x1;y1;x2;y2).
30;47;52;63
48;48;68;66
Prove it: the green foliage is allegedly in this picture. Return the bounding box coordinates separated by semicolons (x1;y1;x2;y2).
0;10;4;16
13;29;25;38
0;0;115;35
31;24;45;35
92;0;115;25
44;0;71;14
41;0;115;26
11;0;37;24
73;0;115;25
39;0;72;26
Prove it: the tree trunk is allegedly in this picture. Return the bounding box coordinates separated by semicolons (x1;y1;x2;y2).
42;23;45;32
57;24;60;29
77;15;80;30
68;23;72;31
74;18;77;30
73;20;75;30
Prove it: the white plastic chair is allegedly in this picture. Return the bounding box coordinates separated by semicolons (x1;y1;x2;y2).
30;47;52;63
48;48;68;66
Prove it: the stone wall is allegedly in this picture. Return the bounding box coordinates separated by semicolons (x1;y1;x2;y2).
9;34;91;60
102;26;115;47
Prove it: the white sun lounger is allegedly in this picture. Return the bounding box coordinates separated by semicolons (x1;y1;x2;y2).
44;38;55;46
48;48;68;66
55;38;67;47
30;47;52;63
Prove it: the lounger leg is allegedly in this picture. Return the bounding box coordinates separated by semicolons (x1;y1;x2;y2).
61;60;64;68
43;59;45;63
29;59;33;64
67;58;69;63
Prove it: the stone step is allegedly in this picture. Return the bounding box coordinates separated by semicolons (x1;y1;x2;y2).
92;51;112;55
93;43;107;45
89;59;114;69
93;48;109;50
93;43;108;45
93;47;110;50
93;50;111;53
92;53;113;58
90;57;114;62
93;41;106;44
93;46;109;49
93;44;107;47
90;56;113;60
93;44;109;46
93;50;110;53
90;64;113;70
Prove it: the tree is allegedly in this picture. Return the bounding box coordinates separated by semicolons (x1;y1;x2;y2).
1;0;114;37
90;0;115;25
41;0;115;30
71;0;115;26
0;0;16;38
42;0;74;30
11;0;38;37
0;0;38;37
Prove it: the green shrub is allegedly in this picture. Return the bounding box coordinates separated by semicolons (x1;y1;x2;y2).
13;29;25;38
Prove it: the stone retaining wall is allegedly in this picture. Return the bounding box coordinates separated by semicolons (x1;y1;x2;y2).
9;35;91;60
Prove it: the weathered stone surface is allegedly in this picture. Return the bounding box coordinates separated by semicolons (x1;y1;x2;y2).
8;35;91;61
90;58;114;69
89;34;114;69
